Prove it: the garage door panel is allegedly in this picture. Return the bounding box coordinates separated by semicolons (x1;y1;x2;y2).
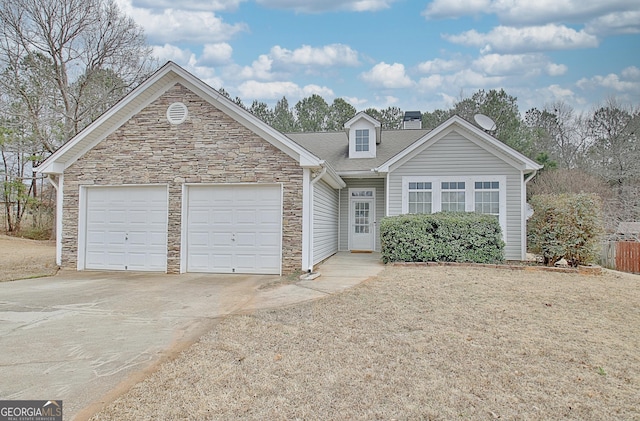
186;185;282;274
259;232;280;247
84;186;168;272
211;210;233;225
211;232;233;246
189;209;210;225
186;253;209;271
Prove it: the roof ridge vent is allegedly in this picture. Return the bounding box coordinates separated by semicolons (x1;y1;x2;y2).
167;102;188;125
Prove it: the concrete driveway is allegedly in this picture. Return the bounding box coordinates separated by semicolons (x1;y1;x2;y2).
0;252;384;420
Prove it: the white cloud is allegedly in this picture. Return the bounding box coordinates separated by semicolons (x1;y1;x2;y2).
199;43;233;66
423;0;638;26
152;44;197;66
128;0;244;12
115;0;247;44
344;96;368;106
238;55;276;80
237;80;334;101
422;0;490;20
577;73;640;92
270;44;360;67
417;69;504;92
417;74;445;90
585;10;640;35
417;58;465;74
546;84;576;99
622;66;640;79
445;24;599;53
301;84;336;98
546;63;568;77
255;0;398;13
360;62;414;89
149;54;224;90
472;53;567;77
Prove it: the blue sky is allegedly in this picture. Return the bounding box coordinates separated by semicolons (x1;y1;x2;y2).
116;0;640;114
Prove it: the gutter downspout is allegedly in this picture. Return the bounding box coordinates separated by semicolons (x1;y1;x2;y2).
521;170;538;260
307;165;328;273
47;174;63;266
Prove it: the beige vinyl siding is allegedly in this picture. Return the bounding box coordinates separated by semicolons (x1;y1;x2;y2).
339;178;385;251
313;179;339;264
388;130;523;260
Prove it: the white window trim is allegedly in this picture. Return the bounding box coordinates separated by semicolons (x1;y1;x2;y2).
402;176;507;241
349;125;376;158
355;129;370;152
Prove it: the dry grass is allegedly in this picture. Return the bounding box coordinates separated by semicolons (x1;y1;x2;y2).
91;266;640;420
0;234;57;282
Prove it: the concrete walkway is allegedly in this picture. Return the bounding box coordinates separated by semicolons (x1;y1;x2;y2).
0;252;383;420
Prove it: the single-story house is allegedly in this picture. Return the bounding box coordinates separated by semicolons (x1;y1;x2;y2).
36;62;542;275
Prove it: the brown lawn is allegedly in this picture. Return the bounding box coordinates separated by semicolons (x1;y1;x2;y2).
0;234;57;282
91;265;640;420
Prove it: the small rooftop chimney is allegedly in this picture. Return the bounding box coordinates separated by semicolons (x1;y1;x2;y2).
403;111;422;129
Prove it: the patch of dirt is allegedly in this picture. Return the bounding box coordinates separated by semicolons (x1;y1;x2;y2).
0;235;57;282
90;266;640;420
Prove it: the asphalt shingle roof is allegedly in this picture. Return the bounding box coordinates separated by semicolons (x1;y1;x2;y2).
285;128;431;173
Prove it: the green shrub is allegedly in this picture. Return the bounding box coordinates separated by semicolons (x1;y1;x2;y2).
379;212;505;264
527;193;603;267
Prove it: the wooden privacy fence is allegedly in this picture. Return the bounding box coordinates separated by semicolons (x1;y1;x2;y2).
601;241;640;274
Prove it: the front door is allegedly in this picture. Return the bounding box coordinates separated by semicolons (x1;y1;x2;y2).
349;189;375;251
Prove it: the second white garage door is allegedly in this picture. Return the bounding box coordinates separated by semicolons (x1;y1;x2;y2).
186;184;282;274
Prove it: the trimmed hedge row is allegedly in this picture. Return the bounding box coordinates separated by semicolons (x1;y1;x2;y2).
379;212;505;264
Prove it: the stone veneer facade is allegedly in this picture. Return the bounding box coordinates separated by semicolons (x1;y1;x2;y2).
62;83;304;274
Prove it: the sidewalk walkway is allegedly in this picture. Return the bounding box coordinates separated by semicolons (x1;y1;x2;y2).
242;252;385;311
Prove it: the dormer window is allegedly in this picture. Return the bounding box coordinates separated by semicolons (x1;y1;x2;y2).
344;112;380;159
355;129;369;152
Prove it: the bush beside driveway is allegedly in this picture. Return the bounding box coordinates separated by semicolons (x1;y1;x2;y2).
91;266;640;420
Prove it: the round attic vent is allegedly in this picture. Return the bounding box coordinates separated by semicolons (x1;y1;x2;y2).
167;102;188;125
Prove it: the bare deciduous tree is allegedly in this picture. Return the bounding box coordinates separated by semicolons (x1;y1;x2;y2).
525;101;590;169
586;97;640;188
0;0;156;148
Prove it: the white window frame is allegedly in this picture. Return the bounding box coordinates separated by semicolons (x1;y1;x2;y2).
348;121;376;158
355;129;369;152
402;176;507;241
407;181;433;214
441;181;466;212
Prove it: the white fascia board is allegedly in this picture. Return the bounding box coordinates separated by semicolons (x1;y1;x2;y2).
338;170;385;178
376;115;542;173
319;161;346;189
344;111;381;129
36;62;181;175
37;61;322;174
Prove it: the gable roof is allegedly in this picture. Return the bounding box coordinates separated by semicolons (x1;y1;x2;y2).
375;115;542;173
36;61;324;175
288;115;541;175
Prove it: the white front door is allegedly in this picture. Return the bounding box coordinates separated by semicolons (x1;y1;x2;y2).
349;189;375;251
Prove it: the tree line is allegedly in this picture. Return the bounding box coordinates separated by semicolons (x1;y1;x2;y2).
1;0;638;237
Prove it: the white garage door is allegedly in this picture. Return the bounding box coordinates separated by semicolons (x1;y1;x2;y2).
84;186;168;271
186;184;282;274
